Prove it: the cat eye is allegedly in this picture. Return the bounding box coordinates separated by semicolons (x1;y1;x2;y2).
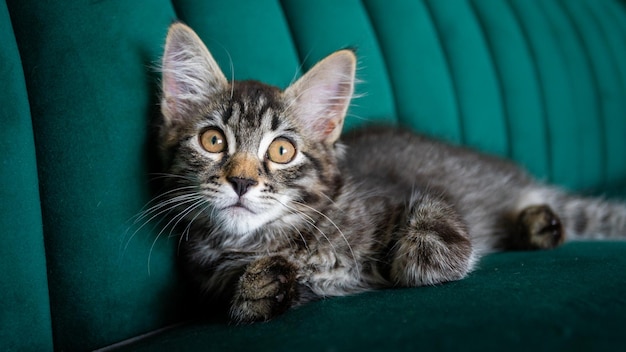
267;138;297;164
200;128;226;153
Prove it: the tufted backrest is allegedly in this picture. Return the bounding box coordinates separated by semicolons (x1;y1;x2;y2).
174;0;626;192
3;0;626;350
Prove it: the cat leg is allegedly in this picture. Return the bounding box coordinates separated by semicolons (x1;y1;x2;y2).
389;193;476;287
229;255;298;323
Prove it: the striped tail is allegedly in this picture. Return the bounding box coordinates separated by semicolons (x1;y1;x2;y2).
556;194;626;241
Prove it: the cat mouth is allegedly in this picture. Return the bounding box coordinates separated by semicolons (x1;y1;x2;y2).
223;202;256;214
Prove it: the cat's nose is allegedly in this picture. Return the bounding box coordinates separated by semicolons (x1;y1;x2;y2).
227;177;258;197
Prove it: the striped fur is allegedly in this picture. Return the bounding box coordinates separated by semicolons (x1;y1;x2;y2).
156;23;626;323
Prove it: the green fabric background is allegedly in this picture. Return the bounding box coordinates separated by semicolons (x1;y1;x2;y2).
6;1;186;350
0;1;53;351
280;0;398;130
172;0;301;89
2;0;626;350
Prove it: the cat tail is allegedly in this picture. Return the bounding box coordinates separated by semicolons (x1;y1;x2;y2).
551;191;626;240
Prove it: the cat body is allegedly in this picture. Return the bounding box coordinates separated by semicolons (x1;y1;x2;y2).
158;23;626;323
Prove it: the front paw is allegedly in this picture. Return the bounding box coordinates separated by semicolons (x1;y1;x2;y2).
230;256;297;323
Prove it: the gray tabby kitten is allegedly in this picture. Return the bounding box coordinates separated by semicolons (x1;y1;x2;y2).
158;23;626;323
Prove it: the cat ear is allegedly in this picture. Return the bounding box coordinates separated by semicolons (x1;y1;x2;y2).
161;22;228;123
285;50;356;144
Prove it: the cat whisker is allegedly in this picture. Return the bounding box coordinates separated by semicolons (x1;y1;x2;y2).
275;227;298;253
148;172;196;182
226;51;235;100
127;185;194;223
291;200;361;277
148;197;208;275
163;198;208;239
276;200;349;274
345;112;371;123
289;49;315;87
132;188;199;225
277;200;329;237
319;191;341;209
283;83;350;112
302;218;338;255
288;223;311;253
128;194;201;246
179;200;212;242
178;201;213;255
123;193;202;256
132;193;200;235
270;209;310;254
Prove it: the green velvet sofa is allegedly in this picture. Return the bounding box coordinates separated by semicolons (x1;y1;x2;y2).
3;1;626;351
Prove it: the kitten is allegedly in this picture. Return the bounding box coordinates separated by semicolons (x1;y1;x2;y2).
157;23;626;323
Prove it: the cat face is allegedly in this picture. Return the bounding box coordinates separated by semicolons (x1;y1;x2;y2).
159;23;356;242
163;82;332;237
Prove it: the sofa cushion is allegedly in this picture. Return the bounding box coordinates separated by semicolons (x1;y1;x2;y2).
106;241;626;351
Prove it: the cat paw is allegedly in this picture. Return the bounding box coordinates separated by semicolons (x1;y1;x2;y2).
515;205;564;249
230;256;297;323
390;223;474;287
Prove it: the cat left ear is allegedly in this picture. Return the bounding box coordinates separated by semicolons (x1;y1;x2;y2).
285;50;356;144
161;22;228;124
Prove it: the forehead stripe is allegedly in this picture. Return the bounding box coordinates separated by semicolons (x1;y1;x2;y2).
221;103;234;125
256;102;273;128
271;113;281;131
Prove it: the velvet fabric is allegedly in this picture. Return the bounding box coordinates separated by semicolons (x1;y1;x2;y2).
0;1;52;350
112;242;626;352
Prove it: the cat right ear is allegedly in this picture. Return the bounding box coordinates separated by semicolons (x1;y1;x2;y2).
284;50;356;145
161;22;228;124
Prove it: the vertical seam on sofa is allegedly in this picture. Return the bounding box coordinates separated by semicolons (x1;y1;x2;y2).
601;1;626;87
467;0;512;159
605;0;626;129
277;0;306;70
355;0;398;124
603;0;626;35
586;0;626;188
17;108;57;351
360;0;399;126
169;0;181;21
422;0;465;145
534;0;597;190
277;0;316;98
557;0;608;188
5;3;57;349
505;0;553;183
597;0;626;104
606;0;626;64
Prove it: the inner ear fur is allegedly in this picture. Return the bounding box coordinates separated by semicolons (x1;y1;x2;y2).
284;50;357;144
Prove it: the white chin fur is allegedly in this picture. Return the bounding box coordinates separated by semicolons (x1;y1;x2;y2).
216;207;270;235
213;197;290;240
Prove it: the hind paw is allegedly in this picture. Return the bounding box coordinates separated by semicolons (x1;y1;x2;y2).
515;205;564;249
